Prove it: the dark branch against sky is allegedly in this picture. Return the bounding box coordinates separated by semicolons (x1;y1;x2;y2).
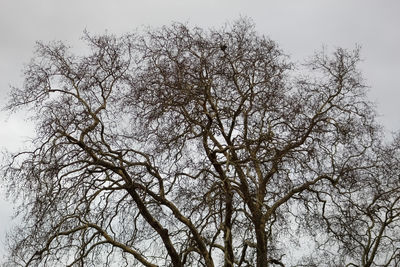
0;0;399;258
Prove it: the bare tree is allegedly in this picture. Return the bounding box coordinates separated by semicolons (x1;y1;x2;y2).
2;19;398;266
297;134;400;267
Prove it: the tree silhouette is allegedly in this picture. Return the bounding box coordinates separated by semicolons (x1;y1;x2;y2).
2;19;399;266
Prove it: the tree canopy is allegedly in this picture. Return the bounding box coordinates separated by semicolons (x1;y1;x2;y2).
2;19;400;267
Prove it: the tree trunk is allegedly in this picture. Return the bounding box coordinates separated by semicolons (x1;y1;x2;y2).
254;218;268;267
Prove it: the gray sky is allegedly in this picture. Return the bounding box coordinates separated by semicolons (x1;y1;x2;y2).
1;0;399;258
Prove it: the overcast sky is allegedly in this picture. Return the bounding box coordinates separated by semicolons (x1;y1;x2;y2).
0;0;399;258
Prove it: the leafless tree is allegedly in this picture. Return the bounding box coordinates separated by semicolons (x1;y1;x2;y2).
296;134;400;267
2;19;398;266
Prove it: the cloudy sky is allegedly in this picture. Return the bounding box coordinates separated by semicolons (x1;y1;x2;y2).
0;0;399;258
